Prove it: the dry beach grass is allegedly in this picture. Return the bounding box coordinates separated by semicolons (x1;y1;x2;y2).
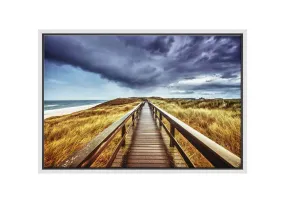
44;97;241;168
44;98;141;167
149;98;241;167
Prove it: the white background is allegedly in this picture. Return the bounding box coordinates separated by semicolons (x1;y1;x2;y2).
0;0;284;202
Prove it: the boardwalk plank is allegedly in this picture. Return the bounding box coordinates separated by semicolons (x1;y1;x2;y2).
111;103;188;168
127;163;171;168
126;104;172;168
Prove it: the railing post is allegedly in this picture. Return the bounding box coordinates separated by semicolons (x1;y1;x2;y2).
121;124;126;146
159;112;162;129
132;114;135;126
170;124;175;147
136;109;139;120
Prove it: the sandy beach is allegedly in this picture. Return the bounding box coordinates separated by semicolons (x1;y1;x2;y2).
44;103;101;119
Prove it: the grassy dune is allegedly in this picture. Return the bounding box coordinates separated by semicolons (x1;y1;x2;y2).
44;98;141;168
149;98;241;168
44;97;241;168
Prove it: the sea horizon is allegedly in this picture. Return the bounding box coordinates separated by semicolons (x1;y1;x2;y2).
44;100;107;111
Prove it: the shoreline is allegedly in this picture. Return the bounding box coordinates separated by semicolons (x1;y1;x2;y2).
44;103;101;119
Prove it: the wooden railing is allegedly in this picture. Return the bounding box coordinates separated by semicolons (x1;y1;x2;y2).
60;102;145;168
148;101;241;168
60;100;241;169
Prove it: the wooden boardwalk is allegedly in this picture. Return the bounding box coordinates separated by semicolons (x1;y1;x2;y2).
126;104;171;168
111;103;187;168
61;101;241;169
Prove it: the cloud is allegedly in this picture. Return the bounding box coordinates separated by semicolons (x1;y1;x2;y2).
220;71;239;79
119;36;174;55
45;79;67;85
170;90;195;94
168;74;240;96
44;35;241;96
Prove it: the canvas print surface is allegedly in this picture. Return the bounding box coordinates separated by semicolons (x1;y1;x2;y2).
43;34;243;169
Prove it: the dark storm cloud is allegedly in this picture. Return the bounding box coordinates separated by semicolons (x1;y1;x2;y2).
119;36;174;55
221;72;239;79
179;83;240;91
184;76;196;80
44;35;241;94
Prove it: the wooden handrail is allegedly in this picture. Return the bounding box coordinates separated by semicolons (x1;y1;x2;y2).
148;101;241;168
60;102;145;168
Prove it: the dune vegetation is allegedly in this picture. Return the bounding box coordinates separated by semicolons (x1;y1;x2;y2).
44;97;241;168
149;97;241;167
44;98;141;168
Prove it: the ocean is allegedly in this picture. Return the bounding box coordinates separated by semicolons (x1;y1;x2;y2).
44;100;107;118
44;100;107;111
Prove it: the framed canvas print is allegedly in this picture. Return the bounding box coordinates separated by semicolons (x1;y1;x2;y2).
40;30;245;170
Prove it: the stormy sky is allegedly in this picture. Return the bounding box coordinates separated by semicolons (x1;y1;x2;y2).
44;35;241;100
